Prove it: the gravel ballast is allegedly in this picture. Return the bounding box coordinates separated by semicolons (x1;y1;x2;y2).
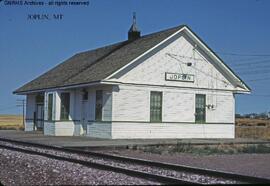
0;141;239;185
0;148;159;185
105;149;270;179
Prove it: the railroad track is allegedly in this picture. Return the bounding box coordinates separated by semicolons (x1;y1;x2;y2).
0;137;269;185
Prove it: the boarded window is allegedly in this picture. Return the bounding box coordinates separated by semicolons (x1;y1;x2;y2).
150;91;162;122
195;94;206;123
95;90;103;121
60;93;70;120
48;94;53;121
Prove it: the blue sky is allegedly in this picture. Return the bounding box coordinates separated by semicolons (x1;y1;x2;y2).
0;0;270;115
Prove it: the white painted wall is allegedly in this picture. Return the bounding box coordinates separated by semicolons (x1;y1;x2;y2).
44;121;55;135
25;121;34;131
112;122;234;139
87;122;112;138
54;121;75;136
110;84;235;139
113;32;236;91
113;85;234;123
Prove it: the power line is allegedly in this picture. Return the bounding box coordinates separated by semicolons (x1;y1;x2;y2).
231;59;270;67
217;52;270;57
165;53;229;84
247;94;270;97
236;70;270;75
245;77;270;82
229;57;270;63
233;66;270;73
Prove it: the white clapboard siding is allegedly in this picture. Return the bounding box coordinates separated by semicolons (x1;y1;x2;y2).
73;121;83;136
112;85;234;123
118;32;235;91
25;121;34;131
54;121;75;136
112;123;234;139
44;121;55;135
110;84;234;139
44;121;75;136
112;87;150;121
163;91;194;122
87;122;112;138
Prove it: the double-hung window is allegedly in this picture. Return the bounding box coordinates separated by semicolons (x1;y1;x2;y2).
150;91;162;122
195;94;206;123
60;93;70;120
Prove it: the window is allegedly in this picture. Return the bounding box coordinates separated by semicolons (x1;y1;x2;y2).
60;93;70;120
150;91;162;122
195;94;206;123
48;94;53;121
95;90;103;121
36;94;44;104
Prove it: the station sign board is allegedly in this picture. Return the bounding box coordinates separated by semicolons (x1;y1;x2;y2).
165;72;194;82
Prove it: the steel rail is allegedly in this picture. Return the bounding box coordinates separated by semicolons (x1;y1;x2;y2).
0;142;195;185
0;137;270;184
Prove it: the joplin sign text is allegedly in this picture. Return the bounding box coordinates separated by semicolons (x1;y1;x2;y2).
165;72;194;82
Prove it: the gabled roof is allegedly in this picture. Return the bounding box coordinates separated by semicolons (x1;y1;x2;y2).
14;25;184;94
14;24;250;94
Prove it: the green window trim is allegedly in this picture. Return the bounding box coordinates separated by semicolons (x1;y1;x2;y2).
95;90;103;121
150;91;162;122
60;92;70;120
195;94;206;123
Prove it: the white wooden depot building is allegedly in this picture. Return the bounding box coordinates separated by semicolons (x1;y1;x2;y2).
14;19;250;139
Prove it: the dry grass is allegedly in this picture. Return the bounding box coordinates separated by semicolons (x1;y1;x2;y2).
0;115;24;130
235;118;270;139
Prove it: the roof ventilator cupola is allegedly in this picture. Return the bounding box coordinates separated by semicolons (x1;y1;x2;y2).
128;12;141;40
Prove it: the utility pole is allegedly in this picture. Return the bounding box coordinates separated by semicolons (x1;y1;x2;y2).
16;99;25;128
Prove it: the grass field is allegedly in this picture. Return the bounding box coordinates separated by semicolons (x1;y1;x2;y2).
0;115;24;130
236;118;270;139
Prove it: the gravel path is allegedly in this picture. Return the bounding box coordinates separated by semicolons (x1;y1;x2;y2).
105;149;270;179
0;141;239;184
0;148;159;185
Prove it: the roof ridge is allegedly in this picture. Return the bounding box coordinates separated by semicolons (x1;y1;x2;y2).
139;24;185;39
76;25;185;56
